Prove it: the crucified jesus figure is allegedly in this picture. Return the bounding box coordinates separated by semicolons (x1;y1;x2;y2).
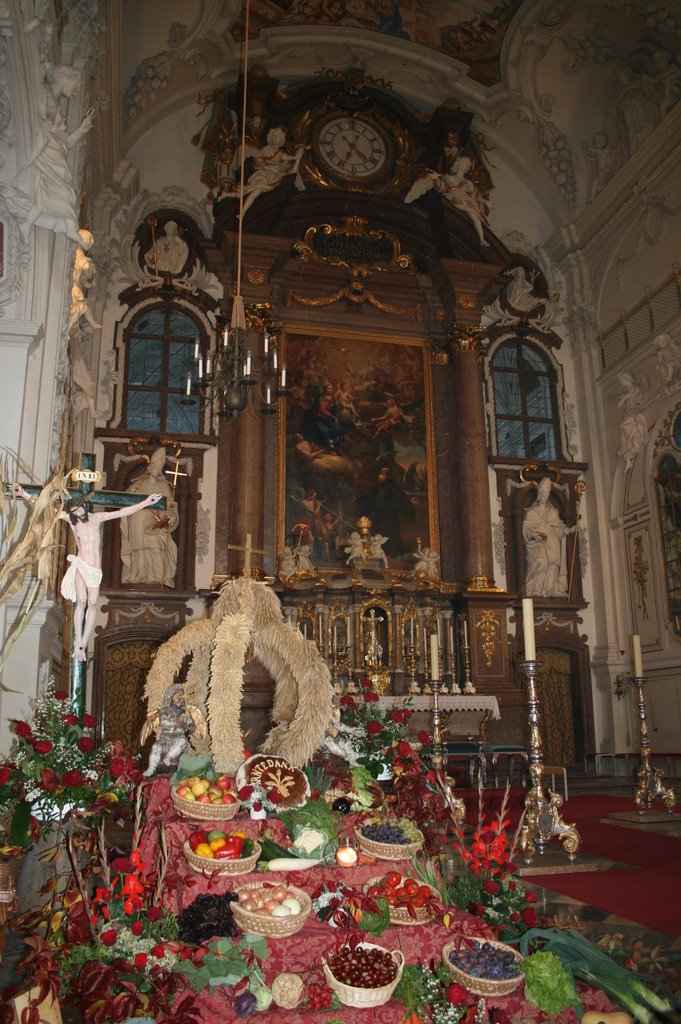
14;485;163;661
58;494;163;659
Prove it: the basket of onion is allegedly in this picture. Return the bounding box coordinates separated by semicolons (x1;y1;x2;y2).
231;881;312;938
323;941;404;1007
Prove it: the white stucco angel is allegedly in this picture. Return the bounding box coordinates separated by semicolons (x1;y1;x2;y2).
411;541;440;580
616;371;648;469
224;127;305;217
369;533;389;568
654;333;681;394
278;545;298;581
344;530;367;565
404;144;490;246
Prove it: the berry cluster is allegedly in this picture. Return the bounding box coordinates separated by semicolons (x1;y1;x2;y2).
306;980;334;1010
361;822;408;844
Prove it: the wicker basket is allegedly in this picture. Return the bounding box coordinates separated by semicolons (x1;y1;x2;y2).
323;942;404;1008
363;877;436;925
171;787;240;821
231;882;312;937
183;840;261;877
355;826;423;861
441;938;523;997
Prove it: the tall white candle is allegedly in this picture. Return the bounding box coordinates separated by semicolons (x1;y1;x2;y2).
194;339;199;360
222;327;229;348
462;616;469;646
245;352;252;376
522;598;536;661
410;618;415;644
185;374;192;396
430;633;440;681
264;333;269;355
198;355;204;378
206;356;212;375
266;384;272;405
281;365;287;389
631;634;643;676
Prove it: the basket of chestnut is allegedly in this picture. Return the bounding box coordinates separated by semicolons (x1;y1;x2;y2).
231;882;312;938
441;937;523;997
322;941;405;1007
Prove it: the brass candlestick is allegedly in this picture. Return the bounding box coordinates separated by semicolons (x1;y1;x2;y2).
518;659;581;864
460;620;475;694
631;675;676;813
430;676;444;775
404;641;421;694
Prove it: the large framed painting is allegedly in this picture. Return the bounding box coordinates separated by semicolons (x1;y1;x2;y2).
278;328;438;573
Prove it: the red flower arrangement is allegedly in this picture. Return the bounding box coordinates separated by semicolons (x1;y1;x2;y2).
1;682;141;851
339;678;412;779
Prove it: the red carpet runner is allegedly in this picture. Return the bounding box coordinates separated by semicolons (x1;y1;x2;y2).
522;795;681;936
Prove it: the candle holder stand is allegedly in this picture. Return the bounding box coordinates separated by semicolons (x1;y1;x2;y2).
518;659;581;864
404;642;421;694
631;675;676;813
430;677;445;776
331;643;350;695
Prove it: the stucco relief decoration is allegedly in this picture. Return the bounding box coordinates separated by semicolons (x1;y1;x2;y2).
482;263;560;331
654;333;681;395
581;131;616;201
195;504;211;564
632;534;649;621
108;189;220;300
615;370;649;469
476;610;499;669
615;44;681;159
123;23;187;127
560;18;618;74
2;62;94;248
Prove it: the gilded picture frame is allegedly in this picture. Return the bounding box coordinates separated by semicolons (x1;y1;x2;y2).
277;327;438;573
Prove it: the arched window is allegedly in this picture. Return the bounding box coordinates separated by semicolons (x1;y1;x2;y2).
491;339;561;459
656;444;681;633
124;305;201;435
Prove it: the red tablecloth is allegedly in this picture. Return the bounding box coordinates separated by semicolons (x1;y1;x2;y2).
141;778;615;1023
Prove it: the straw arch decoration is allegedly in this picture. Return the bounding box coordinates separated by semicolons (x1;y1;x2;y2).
143;579;334;773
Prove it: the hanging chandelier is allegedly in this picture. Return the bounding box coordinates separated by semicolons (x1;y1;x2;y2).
184;307;287;418
182;0;287;419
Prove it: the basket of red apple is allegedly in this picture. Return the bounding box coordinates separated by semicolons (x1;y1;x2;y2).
172;774;240;820
183;828;261;876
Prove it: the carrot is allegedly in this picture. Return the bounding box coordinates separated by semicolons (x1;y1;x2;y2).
358;851;377;864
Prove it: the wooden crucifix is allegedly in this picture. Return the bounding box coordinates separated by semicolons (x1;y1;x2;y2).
228;533;266;577
16;452;166;712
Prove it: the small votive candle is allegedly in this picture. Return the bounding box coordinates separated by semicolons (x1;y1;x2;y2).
335;840;358;867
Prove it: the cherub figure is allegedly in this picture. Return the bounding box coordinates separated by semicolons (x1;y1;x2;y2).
369;533;389;568
319;703;363;766
344;530;366;565
141;684;207;776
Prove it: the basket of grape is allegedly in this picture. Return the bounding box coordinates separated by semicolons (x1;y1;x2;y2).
355;818;423;860
323;941;405;1007
441;938;523;996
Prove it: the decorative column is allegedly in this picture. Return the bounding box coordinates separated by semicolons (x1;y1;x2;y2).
447;332;496;591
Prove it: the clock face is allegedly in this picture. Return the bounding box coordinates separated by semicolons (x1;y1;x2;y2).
315;115;391;184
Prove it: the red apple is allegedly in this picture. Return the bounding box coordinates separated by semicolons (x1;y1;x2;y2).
221;792;237;804
197;794;211;803
215;775;233;790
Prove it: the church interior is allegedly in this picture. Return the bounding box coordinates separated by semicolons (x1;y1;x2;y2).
0;0;680;1019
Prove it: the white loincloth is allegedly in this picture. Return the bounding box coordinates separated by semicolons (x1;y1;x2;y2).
60;555;103;601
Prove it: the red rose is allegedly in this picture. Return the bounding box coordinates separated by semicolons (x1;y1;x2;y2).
445;983;469;1005
525;890;537;903
53;691;68;701
417;730;431;745
389;711;403;723
147;906;162;922
359;678;373;688
252;800;262;812
510;911;520;921
0;766;10;786
367;720;382;735
77;736;94;753
482;880;500;895
521;907;538;926
131;920;144;936
151;944;165;957
14;721;33;739
237;785;254;800
63;769;84;787
100;929;117;946
134;953;148;969
339;695;356;708
39;768;58;791
397;740;411;758
109;756;125;779
364;691;379;702
82;714;95;728
62;714;78;726
33;741;53;754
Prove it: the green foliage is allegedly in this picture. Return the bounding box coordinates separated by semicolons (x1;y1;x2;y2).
355;895;391;936
175;934;269;991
